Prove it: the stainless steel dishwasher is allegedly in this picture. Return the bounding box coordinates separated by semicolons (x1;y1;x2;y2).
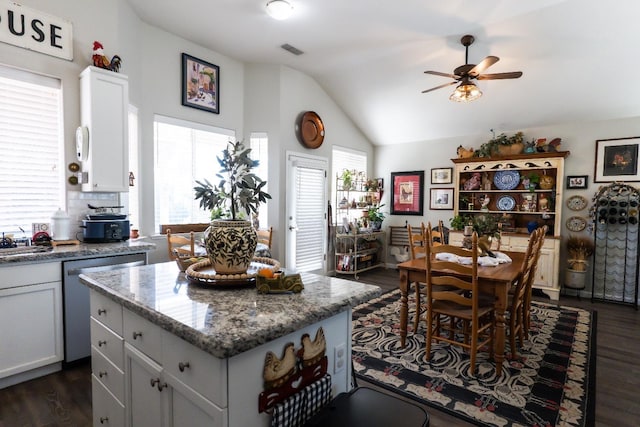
62;253;147;365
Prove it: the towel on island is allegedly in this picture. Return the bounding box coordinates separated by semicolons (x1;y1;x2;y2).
435;251;512;267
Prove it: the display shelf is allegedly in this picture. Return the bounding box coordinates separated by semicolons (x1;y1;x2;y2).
452;152;569;236
335;231;385;279
451;151;569;299
335;176;382;225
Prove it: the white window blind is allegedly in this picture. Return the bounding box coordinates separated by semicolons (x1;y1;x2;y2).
294;164;326;272
250;132;269;228
127;106;139;229
0;66;63;236
154;116;236;231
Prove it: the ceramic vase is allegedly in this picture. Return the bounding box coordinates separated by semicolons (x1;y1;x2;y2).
204;219;257;274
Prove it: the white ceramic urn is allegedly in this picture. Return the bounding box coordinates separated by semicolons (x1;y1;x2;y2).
51;208;71;241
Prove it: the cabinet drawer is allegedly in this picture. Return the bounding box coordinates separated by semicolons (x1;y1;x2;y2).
90;291;123;335
91;318;124;368
124;309;163;363
163;331;228;407
92;373;125;427
1;262;61;289
91;346;124;403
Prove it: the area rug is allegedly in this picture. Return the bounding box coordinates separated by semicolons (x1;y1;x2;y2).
352;289;596;427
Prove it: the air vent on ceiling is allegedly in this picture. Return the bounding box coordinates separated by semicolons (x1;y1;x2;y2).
281;44;304;56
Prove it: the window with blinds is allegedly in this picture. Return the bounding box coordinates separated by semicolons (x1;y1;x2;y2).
0;66;63;237
153;119;270;233
331;146;367;222
294;164;326;272
250;132;269;228
153;116;236;231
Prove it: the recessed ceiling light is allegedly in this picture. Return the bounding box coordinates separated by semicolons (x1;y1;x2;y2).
266;0;294;20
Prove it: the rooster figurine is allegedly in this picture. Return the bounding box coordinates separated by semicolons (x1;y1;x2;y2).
92;41;122;72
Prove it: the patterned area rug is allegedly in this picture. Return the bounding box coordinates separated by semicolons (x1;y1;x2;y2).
352;289;596;427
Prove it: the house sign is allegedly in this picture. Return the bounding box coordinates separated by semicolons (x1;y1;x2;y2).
0;1;73;60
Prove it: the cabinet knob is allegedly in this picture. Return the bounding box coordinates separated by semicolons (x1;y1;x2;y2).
98;371;107;378
132;331;143;340
97;308;106;315
150;377;167;391
98;340;106;347
100;416;109;424
178;361;190;372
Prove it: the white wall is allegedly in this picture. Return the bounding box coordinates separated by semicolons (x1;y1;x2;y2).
244;64;375;259
374;116;640;294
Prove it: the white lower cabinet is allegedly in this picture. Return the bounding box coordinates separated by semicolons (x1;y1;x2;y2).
123;322;225;427
125;343;165;427
0;262;63;388
92;373;125;426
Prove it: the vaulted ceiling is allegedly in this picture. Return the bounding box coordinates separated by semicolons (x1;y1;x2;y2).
127;0;640;145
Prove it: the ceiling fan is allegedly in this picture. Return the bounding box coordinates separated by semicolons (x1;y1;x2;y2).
422;35;522;102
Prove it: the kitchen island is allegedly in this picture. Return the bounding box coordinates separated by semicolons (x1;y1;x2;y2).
80;261;380;427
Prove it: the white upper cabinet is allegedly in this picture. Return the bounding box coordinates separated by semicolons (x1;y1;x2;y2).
79;66;129;192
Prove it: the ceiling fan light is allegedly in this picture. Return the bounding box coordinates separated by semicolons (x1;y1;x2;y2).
266;0;294;20
449;82;482;102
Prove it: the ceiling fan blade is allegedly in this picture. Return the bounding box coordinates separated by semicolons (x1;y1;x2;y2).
468;56;499;77
477;71;523;80
421;81;457;94
424;70;458;79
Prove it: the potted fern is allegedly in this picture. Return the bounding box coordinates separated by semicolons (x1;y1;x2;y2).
194;140;271;274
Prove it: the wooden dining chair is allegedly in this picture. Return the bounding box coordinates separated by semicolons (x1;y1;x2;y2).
256;226;273;249
407;223;428;333
507;226;547;357
424;231;495;376
166;228;195;261
431;220;445;246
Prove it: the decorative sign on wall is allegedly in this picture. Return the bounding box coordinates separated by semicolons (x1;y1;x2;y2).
0;1;73;61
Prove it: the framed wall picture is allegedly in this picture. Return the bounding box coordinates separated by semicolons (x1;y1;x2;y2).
390;171;424;215
181;53;220;114
566;175;588;189
594;137;640;182
431;167;453;184
430;188;454;210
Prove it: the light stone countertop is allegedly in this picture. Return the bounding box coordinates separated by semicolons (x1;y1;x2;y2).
79;262;381;359
0;240;155;265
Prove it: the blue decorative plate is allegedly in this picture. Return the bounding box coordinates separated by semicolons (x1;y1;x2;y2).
494;170;520;190
497;195;516;211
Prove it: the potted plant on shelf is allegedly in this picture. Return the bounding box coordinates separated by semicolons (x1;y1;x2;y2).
194;140;271;274
366;204;386;231
475;131;525;158
565;235;594;290
340;169;353;190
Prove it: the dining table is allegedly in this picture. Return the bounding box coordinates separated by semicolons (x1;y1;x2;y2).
397;251;524;376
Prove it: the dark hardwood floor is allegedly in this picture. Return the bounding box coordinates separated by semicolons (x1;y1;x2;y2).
1;267;638;426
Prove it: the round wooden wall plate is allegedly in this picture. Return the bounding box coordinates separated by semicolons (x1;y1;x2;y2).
298;111;325;149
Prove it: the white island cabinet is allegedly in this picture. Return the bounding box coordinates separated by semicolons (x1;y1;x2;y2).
0;262;63;388
81;262;379;427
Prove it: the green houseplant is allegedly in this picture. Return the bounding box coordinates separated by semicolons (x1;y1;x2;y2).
367;204;386;230
194;140;271;274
